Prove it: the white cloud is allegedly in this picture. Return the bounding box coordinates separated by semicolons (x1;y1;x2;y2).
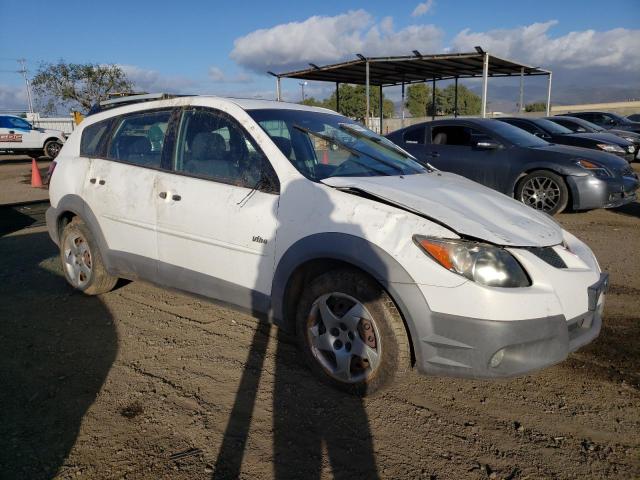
230;9;443;73
411;0;435;17
452;21;640;71
118;65;196;93
0;84;28;111
208;67;252;83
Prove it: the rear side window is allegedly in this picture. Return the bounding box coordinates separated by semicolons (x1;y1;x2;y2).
431;125;492;146
403;126;426;144
502;119;540;135
107;110;171;168
80;120;111;157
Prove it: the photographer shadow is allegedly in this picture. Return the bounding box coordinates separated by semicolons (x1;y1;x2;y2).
213;180;381;479
0;229;117;479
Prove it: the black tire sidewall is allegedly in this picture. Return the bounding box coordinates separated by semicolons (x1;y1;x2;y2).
516;170;569;215
44;141;61;159
295;268;407;396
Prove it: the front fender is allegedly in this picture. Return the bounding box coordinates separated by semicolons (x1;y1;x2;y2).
271;232;434;365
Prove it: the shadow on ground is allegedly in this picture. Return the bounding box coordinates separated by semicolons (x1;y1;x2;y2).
612;201;640;219
0;230;117;478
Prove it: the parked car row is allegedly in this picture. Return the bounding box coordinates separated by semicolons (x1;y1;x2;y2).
387;117;638;215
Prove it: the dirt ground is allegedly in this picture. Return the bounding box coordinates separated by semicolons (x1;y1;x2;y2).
0;171;639;479
0;156;51;205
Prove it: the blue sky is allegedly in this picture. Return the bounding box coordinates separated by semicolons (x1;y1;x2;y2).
1;0;639;111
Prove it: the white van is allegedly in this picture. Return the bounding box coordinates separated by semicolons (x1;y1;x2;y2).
45;96;608;395
0;115;65;158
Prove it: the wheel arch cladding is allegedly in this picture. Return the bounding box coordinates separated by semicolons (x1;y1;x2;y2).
50;194;112;271
272;232;428;363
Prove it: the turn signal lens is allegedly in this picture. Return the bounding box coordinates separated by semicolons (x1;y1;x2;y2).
417;239;454;270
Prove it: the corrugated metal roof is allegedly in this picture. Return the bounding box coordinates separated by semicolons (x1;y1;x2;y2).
275;52;550;86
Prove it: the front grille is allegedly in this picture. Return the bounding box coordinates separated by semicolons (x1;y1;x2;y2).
525;247;567;268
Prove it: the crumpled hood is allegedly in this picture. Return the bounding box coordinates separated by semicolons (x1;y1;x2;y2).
321;172;563;247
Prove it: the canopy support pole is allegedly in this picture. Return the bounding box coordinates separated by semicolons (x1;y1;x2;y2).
454;77;459;118
431;78;436;121
276;77;281;102
365;61;370;127
546;72;552;116
379;86;383;134
401;81;405;128
519;67;524;112
336;82;340;112
481;53;489;118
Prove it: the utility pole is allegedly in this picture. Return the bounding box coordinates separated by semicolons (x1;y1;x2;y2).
17;58;34;114
299;81;307;102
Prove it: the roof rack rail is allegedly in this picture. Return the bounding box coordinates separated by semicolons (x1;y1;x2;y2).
87;92;191;116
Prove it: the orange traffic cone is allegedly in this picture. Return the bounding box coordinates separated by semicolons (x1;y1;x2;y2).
322;150;329;165
31;158;43;188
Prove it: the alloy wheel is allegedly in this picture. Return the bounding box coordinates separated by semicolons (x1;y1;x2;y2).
306;292;381;383
521;176;561;212
63;233;92;288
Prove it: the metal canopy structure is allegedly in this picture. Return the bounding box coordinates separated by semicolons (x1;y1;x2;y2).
272;49;553;132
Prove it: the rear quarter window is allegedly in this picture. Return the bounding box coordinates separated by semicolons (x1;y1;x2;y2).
80;120;112;157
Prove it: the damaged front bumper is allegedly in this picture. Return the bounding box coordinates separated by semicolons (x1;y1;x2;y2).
568;173;639;210
413;273;608;379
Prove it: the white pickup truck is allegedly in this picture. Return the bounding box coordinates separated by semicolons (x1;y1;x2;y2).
0;115;65;158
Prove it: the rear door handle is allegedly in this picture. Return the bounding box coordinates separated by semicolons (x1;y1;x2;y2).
172;194;181;201
430;151;440;158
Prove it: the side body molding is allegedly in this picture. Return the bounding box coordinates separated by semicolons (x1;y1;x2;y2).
271;232;432;361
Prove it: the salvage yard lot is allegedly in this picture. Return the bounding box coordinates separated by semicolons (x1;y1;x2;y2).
0;165;639;479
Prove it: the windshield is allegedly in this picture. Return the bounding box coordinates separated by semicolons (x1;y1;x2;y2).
247;109;428;181
486;120;550;147
532;118;573;135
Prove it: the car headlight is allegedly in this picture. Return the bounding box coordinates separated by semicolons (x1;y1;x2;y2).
576;159;612;178
597;143;624;153
413;236;531;288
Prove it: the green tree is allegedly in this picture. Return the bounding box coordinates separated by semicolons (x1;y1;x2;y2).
307;84;395;120
405;83;481;117
439;84;481;115
32;61;133;114
405;83;431;117
524;102;547;112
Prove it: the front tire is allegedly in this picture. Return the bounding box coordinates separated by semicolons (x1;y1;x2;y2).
295;268;411;396
60;217;118;295
516;170;569;215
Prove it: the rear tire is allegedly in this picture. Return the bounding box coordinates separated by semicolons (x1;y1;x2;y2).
59;217;118;295
44;140;62;159
295;268;411;396
516;170;569;215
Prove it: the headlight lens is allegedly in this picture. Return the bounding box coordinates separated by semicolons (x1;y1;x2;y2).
596;143;624;153
413;236;531;288
576;159;611;178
